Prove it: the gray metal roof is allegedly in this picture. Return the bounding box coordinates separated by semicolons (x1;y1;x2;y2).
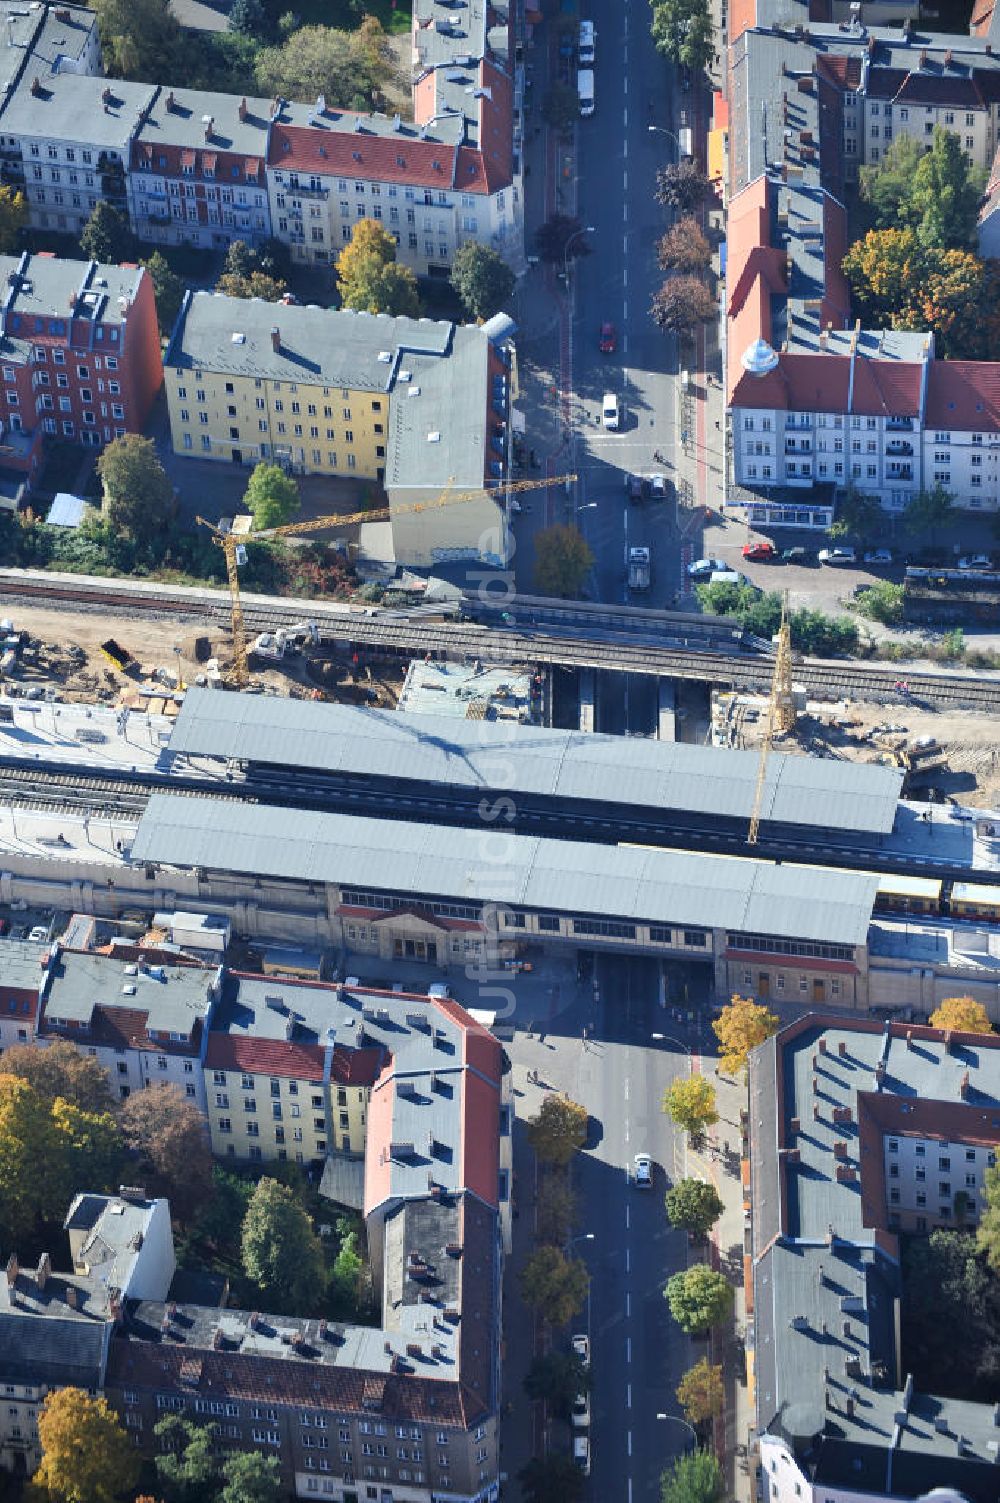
169;687;902;835
1;70;157;148
131;794;879;945
45;950;217;1037
136;88;272;155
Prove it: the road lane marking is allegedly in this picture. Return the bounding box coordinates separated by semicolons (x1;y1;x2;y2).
628;1431;633;1457
626;1291;631;1317
624;75;628;95
627;1384;632;1409
626;1248;631;1274
623;106;628;128
626;1337;632;1363
623;168;628;192
624;301;628;322
626;1204;630;1229
623;266;628;287
624;1079;630;1099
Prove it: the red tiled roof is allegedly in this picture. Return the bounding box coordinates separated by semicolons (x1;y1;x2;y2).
851;356;923;419
105;1340;468;1425
821;196;851;326
815;53;862;90
728;0;758;44
42;1002;201;1055
924;359;1000;430
893;74;985;108
267;123;495;195
331;1044;384;1087
205;1032;326;1082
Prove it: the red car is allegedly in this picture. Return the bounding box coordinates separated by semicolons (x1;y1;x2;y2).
599;322;617;354
742;540;777;561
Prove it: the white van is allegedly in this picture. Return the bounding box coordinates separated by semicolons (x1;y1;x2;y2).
577;69;594;117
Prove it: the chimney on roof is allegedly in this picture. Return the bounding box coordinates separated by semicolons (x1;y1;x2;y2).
918;49;927;69
827;1224;836;1246
819;328;828;351
102;86;113;106
960;1069;970;1099
944;49;953;66
5;1255;17;1289
875;1060;886;1085
906;1029;914;1050
238;97;247;121
834;1141;848;1160
204;117;215;142
812;1076;820;1095
270;326;280;352
813;1103;821;1121
819;1038;828;1055
838;1040;847;1057
165;91;175;111
35;1252;50;1291
65;1285;77;1309
30;76;42;96
944;1030;954;1054
213;1328;224;1349
790;1117;801;1136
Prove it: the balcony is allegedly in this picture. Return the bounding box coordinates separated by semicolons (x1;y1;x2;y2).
886;417;914;432
885;440;913;456
886;464;913;481
785;440;812;454
286;181;329;200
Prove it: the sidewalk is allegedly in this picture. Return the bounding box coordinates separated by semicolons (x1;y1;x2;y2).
685;1059;754;1503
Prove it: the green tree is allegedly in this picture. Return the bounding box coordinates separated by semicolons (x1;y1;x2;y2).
153;1416;218;1503
542;81;579;133
92;0;184;80
526;1093;588;1166
336;219;420;317
903;483;954;543
858;134;925;232
712;995;779;1078
142;252;186;338
534;214;592;265
654;160;710;215
533;524;594;598
665;1265;734;1335
228;0;266;38
676;1357;724;1426
243;462;300;531
119;1081;213;1220
828;487;883;544
519;1246;589;1327
450;241;515;321
978;1163;1000;1274
518;1456;585;1503
36;1389;139;1503
329;1216;369;1318
662;1076;718;1137
853;581;904;626
96;435;176;548
651;0;713;70
254;23;393;111
79;201;134;265
220;1451;283;1503
911;127;987;249
657;217;711;274
523;1351;590;1422
0;185;26;253
51;1100;124;1194
660;1448;725;1503
0;1073;69;1240
650;275;715;339
241;1177;327;1313
535;1171;578;1245
1;1039;112;1111
665;1179;725;1239
217;269;288;302
903;1228;1000;1393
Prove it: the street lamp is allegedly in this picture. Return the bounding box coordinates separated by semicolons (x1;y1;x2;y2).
563;224;596;283
651;1032;692;1055
648;124;681;159
656;1413;698;1450
566;1232;595;1251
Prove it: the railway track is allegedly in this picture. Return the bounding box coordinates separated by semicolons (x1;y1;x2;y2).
2;568;1000;712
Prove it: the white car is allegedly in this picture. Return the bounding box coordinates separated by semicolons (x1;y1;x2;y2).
602;392;621;430
633;1153;653;1188
28;925;48;943
687;557;725;579
572;1333;590;1365
578;18;595;63
573;1435;591;1476
818;547;856;566
958;554;992;570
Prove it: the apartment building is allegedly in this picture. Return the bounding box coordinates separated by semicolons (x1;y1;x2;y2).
0;937;53;1050
0;253;163;476
39;949;222;1110
724;18;1000;522
204;971;381;1166
164;291;514;565
748;1016;1000;1503
0;2;100;129
0;1190;171;1474
0;69;156;237
129;89;273;251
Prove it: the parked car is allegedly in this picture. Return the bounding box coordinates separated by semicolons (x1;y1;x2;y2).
28;925;48;943
572;1333;590;1366
687;557;725;578
742;540;776;561
598;320;616;354
958;554;992;570
602;391;621;429
781;546;808;563
863;549;893;566
573;1435;591;1476
633;1152;653;1188
818;547;857;566
626;473;647;502
649;474;667;499
578;18;595;63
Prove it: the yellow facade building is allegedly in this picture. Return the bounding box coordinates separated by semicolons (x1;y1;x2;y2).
203;973;382;1168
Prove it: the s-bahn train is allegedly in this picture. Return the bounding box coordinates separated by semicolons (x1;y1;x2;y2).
873;873;1000;925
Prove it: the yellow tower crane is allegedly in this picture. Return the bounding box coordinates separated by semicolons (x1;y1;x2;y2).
747;590;797;845
197;473;576;687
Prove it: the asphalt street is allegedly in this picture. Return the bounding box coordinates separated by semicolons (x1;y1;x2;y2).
501;952;717;1502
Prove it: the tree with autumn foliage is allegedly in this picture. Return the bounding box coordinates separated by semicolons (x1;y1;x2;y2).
0;1073;69;1240
654;159;710;215
650;275;715;339
712;996;779;1079
676;1356;725;1426
842;227;998;358
35;1389;139;1503
929;997;994;1035
661;1075;718;1138
657;217;712;274
520;1246;589;1327
336;218;420;318
2;1039;113;1112
526;1093;588;1167
119;1081;212;1219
